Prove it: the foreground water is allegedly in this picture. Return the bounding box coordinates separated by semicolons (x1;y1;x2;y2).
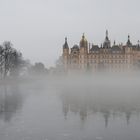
1;75;140;140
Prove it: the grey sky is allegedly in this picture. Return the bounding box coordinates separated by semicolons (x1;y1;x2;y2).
0;0;140;67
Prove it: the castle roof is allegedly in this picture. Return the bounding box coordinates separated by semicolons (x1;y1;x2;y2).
111;45;122;51
90;45;99;51
72;45;79;51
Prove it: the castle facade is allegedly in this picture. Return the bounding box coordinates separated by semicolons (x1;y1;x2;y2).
62;31;140;73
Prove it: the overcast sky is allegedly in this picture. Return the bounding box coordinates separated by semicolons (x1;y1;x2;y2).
0;0;140;67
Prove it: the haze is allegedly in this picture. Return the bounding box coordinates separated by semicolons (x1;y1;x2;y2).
0;0;140;67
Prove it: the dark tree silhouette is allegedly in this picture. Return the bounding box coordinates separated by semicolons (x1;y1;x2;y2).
0;41;25;79
0;45;4;77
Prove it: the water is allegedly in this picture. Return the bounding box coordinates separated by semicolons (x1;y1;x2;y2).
1;75;140;140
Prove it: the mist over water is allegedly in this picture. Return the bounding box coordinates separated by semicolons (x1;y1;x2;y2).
1;0;140;139
1;73;140;140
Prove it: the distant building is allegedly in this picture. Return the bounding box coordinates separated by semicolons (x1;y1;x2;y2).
62;31;140;73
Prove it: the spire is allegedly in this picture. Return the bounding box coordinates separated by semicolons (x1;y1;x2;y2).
82;33;85;39
128;35;130;40
63;37;69;49
103;30;110;48
65;37;67;43
127;34;132;46
105;30;109;41
106;30;108;37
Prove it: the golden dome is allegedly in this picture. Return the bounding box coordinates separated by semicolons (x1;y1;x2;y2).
80;33;88;47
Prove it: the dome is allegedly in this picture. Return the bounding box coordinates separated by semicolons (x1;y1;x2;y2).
80;33;88;47
72;45;79;50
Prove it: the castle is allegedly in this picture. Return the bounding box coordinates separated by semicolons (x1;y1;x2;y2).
62;31;140;73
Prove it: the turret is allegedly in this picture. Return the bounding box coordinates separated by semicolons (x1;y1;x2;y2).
62;37;69;70
126;35;132;47
63;37;69;52
103;30;111;48
79;34;88;70
80;33;88;48
79;33;88;54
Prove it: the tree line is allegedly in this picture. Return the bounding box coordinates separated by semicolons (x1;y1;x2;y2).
0;41;64;80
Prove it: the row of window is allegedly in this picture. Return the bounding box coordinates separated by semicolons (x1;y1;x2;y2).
90;51;121;54
89;60;129;64
67;60;130;64
88;55;130;59
68;55;131;59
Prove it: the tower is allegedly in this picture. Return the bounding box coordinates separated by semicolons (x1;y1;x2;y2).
79;33;88;70
103;30;111;48
125;35;133;70
126;35;132;47
125;35;132;53
62;37;69;70
80;33;88;52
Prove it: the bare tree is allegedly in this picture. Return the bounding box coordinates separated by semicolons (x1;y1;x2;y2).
0;41;25;79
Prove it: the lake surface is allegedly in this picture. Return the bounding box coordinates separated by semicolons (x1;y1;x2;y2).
1;75;140;140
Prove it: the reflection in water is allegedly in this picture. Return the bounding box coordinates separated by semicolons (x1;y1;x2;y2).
0;84;23;122
0;77;140;140
61;87;140;127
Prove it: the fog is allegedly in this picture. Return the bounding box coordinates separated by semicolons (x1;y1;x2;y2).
1;0;140;139
1;73;140;140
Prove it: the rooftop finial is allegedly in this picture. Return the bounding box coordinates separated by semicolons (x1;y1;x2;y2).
65;37;67;42
128;35;130;40
126;34;132;46
63;37;69;48
82;33;85;38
